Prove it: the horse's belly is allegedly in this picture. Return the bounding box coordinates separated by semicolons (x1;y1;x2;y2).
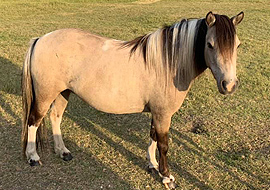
75;86;146;114
71;65;148;114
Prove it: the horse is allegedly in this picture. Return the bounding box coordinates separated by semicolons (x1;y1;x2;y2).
21;11;244;189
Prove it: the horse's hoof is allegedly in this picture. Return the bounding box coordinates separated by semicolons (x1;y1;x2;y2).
62;152;73;161
164;181;179;189
29;159;41;166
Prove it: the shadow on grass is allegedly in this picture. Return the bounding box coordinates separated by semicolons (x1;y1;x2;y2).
171;128;258;189
64;95;215;189
0;57;22;95
215;148;270;187
0;57;22;123
0;122;133;190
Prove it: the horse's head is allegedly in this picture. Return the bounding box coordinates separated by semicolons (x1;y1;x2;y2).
204;11;244;95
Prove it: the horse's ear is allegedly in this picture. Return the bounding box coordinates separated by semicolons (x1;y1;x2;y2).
205;11;216;27
231;11;244;26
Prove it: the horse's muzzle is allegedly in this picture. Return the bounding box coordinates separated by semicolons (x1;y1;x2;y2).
220;79;239;95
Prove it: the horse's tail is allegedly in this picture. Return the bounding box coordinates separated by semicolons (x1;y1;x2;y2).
22;38;47;156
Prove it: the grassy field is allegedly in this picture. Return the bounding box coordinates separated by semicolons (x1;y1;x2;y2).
0;0;269;189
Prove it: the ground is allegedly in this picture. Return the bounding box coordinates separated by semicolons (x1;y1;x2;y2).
0;0;269;189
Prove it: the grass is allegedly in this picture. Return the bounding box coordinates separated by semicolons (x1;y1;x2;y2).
0;0;269;189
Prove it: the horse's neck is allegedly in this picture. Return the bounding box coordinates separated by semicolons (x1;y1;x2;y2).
173;59;207;92
164;64;206;114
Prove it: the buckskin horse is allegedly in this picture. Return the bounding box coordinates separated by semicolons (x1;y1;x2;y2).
22;11;244;189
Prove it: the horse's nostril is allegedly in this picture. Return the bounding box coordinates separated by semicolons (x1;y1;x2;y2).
221;80;227;91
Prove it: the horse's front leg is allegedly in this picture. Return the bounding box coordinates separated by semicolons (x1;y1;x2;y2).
147;119;159;170
150;114;178;189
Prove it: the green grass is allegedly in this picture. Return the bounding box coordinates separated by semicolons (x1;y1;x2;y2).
0;0;269;189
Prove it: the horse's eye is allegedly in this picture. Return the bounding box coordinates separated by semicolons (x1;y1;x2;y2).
207;42;214;49
237;44;241;49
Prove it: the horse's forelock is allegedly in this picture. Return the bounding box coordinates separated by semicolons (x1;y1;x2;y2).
214;14;236;56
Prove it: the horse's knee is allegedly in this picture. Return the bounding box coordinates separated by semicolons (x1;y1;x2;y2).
157;133;169;153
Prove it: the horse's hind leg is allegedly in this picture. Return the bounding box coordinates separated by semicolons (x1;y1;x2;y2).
50;90;73;161
26;95;57;166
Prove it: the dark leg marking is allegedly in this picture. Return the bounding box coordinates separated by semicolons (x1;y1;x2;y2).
157;132;170;177
150;119;157;142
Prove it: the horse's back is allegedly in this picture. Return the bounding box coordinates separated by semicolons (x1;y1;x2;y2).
31;29;152;114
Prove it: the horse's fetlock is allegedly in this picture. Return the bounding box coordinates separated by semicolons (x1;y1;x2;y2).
54;146;70;158
26;151;40;162
159;167;169;177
